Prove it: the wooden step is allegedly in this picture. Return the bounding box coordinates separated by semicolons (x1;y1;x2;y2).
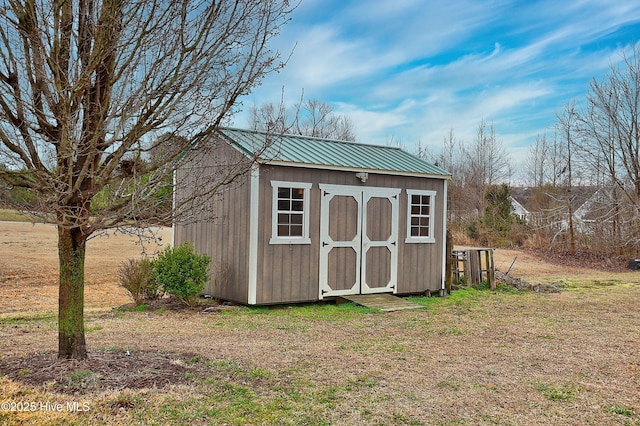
340;293;425;312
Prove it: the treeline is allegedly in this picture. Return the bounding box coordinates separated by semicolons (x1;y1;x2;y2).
0;164;37;210
423;46;640;258
0;135;178;225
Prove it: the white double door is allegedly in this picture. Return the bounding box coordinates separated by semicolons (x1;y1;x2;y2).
319;184;400;298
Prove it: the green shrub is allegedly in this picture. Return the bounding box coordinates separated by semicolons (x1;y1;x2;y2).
118;258;158;305
153;242;210;306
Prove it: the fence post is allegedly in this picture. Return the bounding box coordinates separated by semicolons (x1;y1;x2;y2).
445;229;453;294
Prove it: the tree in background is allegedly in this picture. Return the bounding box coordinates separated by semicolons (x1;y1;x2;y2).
417;121;512;244
465;119;511;187
423;45;640;257
469;184;523;247
0;163;36;209
515;46;640;257
524;134;551;187
575;45;640;254
0;0;294;360
249;92;356;141
554;101;579;255
460;119;511;220
459;119;510;218
419;128;472;228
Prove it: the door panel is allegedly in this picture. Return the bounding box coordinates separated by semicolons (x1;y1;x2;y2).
319;186;362;298
328;194;359;242
327;247;358;292
363;246;391;290
366;197;392;241
361;190;399;294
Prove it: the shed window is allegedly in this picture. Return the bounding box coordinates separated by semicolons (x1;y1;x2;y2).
270;181;312;244
405;190;436;243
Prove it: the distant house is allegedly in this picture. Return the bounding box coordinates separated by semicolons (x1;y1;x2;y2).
509;196;530;223
572;186;624;232
510;186;600;230
173;128;451;305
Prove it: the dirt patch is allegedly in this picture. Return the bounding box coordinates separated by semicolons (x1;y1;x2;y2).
492;246;636;280
535;248;629;272
0;351;204;394
494;270;564;293
117;296;234;313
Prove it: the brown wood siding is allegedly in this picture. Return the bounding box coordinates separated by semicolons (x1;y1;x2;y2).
174;141;252;304
255;165;447;304
397;178;446;294
255;166;320;304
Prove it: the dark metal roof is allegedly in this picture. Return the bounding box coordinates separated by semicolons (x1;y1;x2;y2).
217;127;450;178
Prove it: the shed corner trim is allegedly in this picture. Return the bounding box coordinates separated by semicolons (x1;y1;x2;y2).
248;164;260;305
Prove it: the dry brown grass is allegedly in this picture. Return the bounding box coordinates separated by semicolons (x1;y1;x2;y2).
0;222;171;315
494;247;598;277
1;221;640;425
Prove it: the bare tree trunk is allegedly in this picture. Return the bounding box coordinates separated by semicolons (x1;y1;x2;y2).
567;195;576;255
612;186;624;256
567;136;576;255
57;224;88;360
557;101;577;255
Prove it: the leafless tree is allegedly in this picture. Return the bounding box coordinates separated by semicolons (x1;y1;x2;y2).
582;46;640;199
555;101;580;254
415;140;432;164
574;44;640;252
0;0;294;360
460;119;510;216
249;92;356;141
417;127;484;229
524;134;550;187
466;119;510;186
431;127;459;174
547;131;569;187
430;128;472;226
524;130;577;188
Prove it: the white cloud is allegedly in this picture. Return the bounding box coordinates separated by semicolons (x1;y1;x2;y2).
235;0;640;171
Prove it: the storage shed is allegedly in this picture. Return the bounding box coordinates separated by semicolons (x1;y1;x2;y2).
173;128;451;305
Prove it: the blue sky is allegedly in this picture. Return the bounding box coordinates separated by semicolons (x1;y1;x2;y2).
234;0;640;165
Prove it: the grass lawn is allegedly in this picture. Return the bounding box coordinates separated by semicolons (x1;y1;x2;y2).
0;209;35;222
0;221;639;425
1;285;639;425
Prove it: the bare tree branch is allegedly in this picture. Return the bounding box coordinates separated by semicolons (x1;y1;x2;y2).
0;0;295;360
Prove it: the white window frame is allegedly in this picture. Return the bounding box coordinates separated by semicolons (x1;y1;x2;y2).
405;189;436;243
270;180;312;245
